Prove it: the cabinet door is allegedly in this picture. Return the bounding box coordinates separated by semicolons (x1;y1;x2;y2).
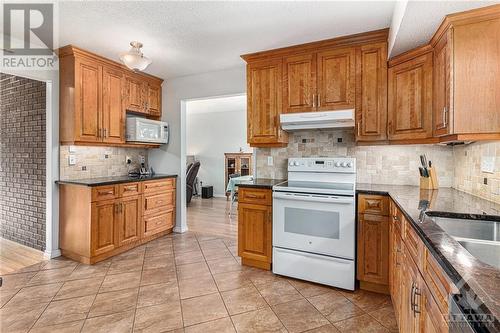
400;247;422;333
125;75;146;114
147;83;161;116
433;30;452;137
357;213;389;285
102;66;125;144
118;196;142;247
238;203;272;264
317;47;355;111
75;59;102;142
283;53;316;113
91;200;118;256
390;221;402;325
356;43;388;141
388;52;433;140
247;59;287;146
421;284;449;333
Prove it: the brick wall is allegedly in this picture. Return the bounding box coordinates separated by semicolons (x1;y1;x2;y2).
0;73;46;251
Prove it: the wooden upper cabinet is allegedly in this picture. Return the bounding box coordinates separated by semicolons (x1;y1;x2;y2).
59;45;163;147
124;75;146;114
432;31;452;137
247;59;288;147
146;82;162;116
283;53;316;113
355;43;388;142
317;47;355;111
388;49;433;141
75;58;101;143
102;66;125;144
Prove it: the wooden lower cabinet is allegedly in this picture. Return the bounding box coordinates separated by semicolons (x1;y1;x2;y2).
238;188;273;270
360;196;455;332
60;178;176;264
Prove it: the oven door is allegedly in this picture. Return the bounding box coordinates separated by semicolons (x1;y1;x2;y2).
273;191;355;259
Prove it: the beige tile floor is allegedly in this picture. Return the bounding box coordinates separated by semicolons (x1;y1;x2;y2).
0;232;397;333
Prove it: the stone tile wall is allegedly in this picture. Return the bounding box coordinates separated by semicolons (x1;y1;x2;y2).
255;129;454;187
453;141;500;204
0;73;46;250
59;146;148;180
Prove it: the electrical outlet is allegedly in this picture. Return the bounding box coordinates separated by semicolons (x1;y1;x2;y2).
267;156;273;166
68;145;76;153
68;155;76;165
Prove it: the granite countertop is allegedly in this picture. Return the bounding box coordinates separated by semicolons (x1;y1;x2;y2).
237;178;286;189
357;183;500;330
56;173;178;187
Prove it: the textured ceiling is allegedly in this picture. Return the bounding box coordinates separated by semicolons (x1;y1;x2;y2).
390;1;499;57
58;1;395;79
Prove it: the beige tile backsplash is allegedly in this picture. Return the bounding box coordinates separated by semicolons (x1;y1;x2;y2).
453;141;500;204
255;129;454;187
59;145;148;180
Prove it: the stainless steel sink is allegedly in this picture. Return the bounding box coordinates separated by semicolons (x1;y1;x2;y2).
431;216;500;269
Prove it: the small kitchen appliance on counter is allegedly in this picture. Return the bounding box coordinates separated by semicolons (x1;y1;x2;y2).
272;157;356;290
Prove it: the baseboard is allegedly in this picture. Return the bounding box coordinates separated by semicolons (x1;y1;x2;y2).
44;248;61;259
174;225;189;233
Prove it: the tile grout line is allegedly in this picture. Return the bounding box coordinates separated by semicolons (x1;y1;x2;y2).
131;246;147;332
172;235;187;331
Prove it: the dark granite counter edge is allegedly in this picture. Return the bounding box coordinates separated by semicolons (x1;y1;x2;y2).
357;188;499;330
56;174;178;187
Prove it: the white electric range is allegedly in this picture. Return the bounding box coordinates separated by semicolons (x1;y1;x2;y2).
272;157;356;290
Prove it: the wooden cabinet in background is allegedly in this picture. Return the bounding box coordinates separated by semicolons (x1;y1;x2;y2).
388;47;434;141
283;53;316;113
224;152;253;197
357;194;389;293
246;59;288;147
59;45;163;148
238;187;273;270
59;177;176;264
432;30;452;138
355;42;388;142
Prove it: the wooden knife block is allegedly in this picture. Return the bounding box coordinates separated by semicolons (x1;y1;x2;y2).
420;167;439;190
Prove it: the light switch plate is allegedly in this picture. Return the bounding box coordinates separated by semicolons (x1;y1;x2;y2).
481;156;495;173
68;155;77;166
267;156;273;166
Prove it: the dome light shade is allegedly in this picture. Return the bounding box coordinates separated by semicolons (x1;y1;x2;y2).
119;41;152;71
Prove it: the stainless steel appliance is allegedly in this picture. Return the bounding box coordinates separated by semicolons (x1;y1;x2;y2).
126;117;169;144
272;157;356;290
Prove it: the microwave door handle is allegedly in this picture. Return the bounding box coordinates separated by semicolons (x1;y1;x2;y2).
273;192;353;204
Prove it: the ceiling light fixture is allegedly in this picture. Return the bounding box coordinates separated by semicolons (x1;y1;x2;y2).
119;41;152;72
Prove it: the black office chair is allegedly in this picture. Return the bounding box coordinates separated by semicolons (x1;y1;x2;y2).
186;161;200;205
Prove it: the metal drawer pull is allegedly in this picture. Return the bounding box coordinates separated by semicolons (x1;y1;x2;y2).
100;190;114;195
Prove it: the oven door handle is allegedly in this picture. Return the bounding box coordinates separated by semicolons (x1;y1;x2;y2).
273;192;354;204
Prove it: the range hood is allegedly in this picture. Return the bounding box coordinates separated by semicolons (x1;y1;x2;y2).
280;109;355;131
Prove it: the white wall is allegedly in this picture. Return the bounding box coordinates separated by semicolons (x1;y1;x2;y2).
148;66;246;232
186;101;250;196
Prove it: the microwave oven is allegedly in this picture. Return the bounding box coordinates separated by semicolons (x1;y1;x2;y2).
126;117;169;144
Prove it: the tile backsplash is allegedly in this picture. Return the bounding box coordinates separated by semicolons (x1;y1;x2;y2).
59;146;148;180
453;141;500;204
256;129;454;187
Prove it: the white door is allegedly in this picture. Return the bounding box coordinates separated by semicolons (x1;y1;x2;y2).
273;191;355;259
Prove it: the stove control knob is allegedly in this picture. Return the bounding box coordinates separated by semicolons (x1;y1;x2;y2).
341;162;348;168
346;162;353;168
289;161;294;166
294;161;300;166
334;162;341;167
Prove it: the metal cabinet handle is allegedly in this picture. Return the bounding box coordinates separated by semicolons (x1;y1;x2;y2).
317;93;321;108
410;282;415;313
443;106;448;127
312;94;316;108
357;121;361;137
413;286;421;315
120;203;123;213
100;190;113;195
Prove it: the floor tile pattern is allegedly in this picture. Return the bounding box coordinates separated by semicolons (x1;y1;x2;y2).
1;232;397;332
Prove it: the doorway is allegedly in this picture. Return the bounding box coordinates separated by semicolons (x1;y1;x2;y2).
184;94;252;238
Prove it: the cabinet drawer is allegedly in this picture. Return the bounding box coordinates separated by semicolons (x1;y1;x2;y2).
358;194;389;216
119;182;141;197
403;218;424;269
143;178;176;194
92;185;117;202
423;248;456;315
390;203;403;235
144;209;174;237
239;188;272;206
144;191;175;215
